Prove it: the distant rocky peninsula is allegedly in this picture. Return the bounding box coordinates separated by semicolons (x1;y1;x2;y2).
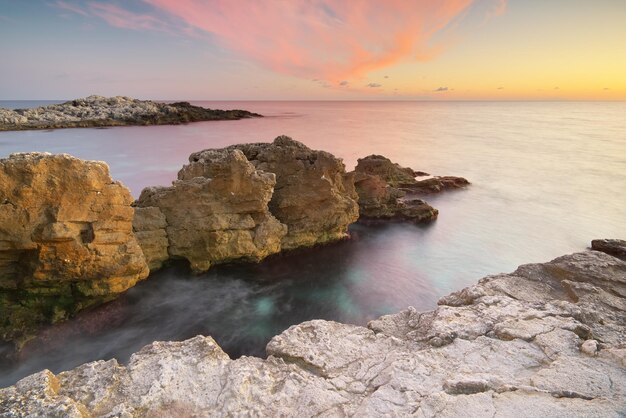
0;136;468;347
0;95;261;131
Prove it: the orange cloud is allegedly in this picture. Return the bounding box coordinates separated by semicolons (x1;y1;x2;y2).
145;0;491;81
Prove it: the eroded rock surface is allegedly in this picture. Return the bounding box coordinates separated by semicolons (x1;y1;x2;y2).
2;248;623;416
191;136;359;250
592;239;626;261
0;153;148;345
0;95;261;131
135;148;286;272
353;155;467;223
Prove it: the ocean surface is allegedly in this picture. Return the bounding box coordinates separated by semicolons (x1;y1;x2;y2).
0;100;624;387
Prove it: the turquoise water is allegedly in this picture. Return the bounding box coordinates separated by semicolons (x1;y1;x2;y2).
0;101;625;387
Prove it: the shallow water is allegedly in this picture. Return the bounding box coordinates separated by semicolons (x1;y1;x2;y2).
0;101;625;387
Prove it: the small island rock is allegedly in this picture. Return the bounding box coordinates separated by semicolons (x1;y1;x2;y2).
0;95;261;131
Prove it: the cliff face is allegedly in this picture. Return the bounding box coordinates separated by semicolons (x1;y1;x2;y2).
209;136;360;250
1;248;623;416
0;153;149;345
134;148;286;273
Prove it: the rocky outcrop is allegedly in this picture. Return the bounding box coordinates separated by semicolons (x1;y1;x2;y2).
2;246;623;416
0;95;261;131
592;239;626;261
135;148;287;272
131;207;169;271
353;171;439;222
189;136;360;250
0;153;149;346
352;155;467;223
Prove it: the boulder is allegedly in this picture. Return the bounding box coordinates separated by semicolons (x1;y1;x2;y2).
189;136;360;250
354;154;469;193
0;153;149;345
135;148;286;272
353;171;438;223
592;239;626;261
2;247;624;416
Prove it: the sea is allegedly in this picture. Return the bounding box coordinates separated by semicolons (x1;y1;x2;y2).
0;100;624;387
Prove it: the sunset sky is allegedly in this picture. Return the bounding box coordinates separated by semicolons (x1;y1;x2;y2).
1;0;625;100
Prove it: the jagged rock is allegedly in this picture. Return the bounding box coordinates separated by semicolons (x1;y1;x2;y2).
408;176;471;194
0;95;261;131
352;155;447;223
592;239;626;260
132;207;169;271
189;136;359;250
2;247;623;416
353;171;439;223
354;154;469;194
135;148;286;272
0;153;148;345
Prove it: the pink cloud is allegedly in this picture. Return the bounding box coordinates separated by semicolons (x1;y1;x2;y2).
89;3;167;31
145;0;497;81
55;1;89;17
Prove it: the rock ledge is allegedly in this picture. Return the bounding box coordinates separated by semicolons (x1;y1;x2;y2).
1;246;623;416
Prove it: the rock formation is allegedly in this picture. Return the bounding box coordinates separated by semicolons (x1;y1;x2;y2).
134;148;287;272
0;95;261;131
1;247;623;416
592;239;626;261
0;153;149;346
188;136;360;251
352;155;468;223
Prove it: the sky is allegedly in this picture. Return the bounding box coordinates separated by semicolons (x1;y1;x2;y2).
0;0;625;100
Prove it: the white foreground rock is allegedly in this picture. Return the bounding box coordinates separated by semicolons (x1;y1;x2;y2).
1;249;624;417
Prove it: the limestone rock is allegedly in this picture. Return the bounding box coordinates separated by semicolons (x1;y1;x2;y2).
354;154;469;194
352;155;455;223
0;153;148;345
135;148;286;272
190;136;360;250
2;247;624;416
132;207;169;271
592;239;626;260
353;170;439;223
0;95;261;131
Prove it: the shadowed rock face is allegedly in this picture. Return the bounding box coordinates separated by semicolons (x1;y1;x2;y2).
592;239;626;261
191;136;360;250
2;247;623;416
0;95;262;131
135;149;286;273
0;153;149;346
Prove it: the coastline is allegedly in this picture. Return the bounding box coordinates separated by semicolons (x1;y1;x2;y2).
1;245;624;415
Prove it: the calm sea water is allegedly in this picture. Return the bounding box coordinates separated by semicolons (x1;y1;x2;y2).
0;101;624;387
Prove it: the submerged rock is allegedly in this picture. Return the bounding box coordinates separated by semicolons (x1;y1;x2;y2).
2;246;623;416
352;155;467;223
135;148;286;273
0;95;261;131
0;153;149;346
190;136;360;250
